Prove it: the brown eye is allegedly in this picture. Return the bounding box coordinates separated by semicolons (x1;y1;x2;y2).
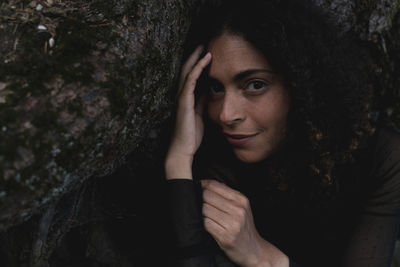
247;81;267;91
209;82;224;95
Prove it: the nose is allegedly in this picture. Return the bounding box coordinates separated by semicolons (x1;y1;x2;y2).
219;90;245;126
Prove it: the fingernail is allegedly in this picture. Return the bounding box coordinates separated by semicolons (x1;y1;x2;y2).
204;52;211;59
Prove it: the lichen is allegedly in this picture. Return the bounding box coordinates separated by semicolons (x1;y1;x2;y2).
0;0;196;231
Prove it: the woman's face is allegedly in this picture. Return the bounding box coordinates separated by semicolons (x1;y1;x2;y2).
206;34;290;163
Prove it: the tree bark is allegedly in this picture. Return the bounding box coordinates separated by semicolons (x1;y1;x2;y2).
0;0;200;230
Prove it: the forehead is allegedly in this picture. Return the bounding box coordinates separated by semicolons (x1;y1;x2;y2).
207;34;272;79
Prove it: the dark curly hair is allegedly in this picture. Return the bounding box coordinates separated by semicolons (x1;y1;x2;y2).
185;0;376;205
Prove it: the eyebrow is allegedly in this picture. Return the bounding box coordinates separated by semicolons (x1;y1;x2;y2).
208;69;275;83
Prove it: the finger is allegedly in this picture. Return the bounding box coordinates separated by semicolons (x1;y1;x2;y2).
201;180;248;206
178;45;204;93
181;45;204;81
202;202;232;229
204;217;226;245
179;52;211;99
203;187;240;215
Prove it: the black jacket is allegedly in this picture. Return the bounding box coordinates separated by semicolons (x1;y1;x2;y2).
166;128;400;267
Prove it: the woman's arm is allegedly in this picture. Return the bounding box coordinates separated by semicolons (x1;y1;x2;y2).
341;128;400;267
164;46;218;266
165;45;211;180
166;179;218;266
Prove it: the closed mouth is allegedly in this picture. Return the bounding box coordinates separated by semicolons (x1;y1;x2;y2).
224;133;259;139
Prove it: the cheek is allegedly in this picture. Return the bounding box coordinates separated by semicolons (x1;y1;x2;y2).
272;100;290;122
254;93;290;126
272;98;290;130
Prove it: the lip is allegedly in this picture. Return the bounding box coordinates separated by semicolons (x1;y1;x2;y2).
224;132;259;146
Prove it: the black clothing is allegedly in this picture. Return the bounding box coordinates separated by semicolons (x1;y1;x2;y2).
167;127;400;267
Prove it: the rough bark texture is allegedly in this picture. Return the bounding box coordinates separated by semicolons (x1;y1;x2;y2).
0;0;399;266
314;0;400;130
0;0;200;230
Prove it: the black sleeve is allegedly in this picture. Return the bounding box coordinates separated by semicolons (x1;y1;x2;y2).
166;179;218;266
289;259;303;267
166;179;302;267
342;129;400;267
167;179;248;267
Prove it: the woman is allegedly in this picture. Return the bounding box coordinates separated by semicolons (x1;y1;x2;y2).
165;0;400;266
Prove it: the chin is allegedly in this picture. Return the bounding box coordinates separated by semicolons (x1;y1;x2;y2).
233;149;270;163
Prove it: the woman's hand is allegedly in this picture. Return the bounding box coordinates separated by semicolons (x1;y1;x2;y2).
165;46;212;180
201;180;289;267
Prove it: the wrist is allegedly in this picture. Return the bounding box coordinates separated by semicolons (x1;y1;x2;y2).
164;153;193;180
248;235;289;267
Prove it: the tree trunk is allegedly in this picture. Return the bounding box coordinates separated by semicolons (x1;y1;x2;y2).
0;0;200;230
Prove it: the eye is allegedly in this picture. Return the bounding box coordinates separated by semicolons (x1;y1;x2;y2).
209;82;224;95
247;80;267;91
